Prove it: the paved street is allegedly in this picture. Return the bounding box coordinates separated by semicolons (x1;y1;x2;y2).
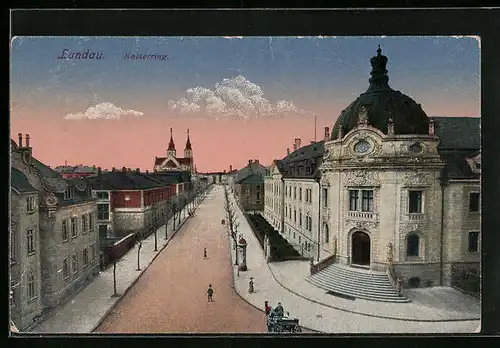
94;186;267;333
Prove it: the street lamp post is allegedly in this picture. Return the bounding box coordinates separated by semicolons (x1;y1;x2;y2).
136;238;142;271
111;259;122;297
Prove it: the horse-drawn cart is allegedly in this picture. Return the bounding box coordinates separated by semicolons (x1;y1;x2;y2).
267;315;302;333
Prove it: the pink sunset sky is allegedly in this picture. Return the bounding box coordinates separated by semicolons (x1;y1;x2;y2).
10;36;480;172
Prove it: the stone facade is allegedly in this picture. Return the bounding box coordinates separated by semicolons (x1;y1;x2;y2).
40;201;99;308
10;134;99;330
10;189;43;331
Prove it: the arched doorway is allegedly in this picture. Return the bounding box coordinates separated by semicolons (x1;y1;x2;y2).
351;231;371;266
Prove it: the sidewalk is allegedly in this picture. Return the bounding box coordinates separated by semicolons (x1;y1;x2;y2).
226;192;480;333
32;194;208;334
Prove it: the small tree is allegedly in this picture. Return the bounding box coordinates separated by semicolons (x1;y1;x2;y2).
223;186;239;265
136;231;143;271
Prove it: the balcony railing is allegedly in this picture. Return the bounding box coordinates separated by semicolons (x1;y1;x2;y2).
347;211;377;220
407;213;426;221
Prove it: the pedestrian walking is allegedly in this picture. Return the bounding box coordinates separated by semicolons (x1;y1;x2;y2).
204;247;208;259
265;301;271;316
207;284;214;302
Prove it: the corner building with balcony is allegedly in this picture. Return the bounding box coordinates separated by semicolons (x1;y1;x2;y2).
317;46;480;287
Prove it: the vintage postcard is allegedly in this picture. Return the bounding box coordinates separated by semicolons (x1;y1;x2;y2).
9;36;481;334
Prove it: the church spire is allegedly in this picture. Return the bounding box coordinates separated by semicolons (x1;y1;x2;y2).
185;129;192;150
168;128;175;150
367;45;392;92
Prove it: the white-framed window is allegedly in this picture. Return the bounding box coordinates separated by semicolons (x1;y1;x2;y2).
294;209;297;223
72;253;78;274
299;187;302;201
98;203;110;220
27;196;35;213
63;258;70;279
299;212;302;227
408;190;423;214
81;214;87;233
26;229;35;255
349;189;374;212
96;191;109;200
468;231;480;252
83;248;89;268
64;186;74;200
71;217;77;238
469;192;480;213
62;220;69;241
27;271;37;302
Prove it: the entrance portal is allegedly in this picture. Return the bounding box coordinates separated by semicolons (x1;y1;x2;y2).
351;231;371;266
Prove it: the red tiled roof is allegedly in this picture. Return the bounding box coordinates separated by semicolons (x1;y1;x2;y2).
178;157;192;165
155;157;166;165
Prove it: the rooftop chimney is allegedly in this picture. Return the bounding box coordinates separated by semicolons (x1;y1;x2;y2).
248;159;252;166
287;148;290;155
229;165;233;172
324;127;330;141
136;168;140;173
112;167;116;172
293;138;301;152
25;134;30;147
146;170;149;174
18;133;22;147
97;167;102;175
254;159;259;164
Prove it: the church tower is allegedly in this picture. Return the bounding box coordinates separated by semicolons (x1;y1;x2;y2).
167;128;176;157
184;129;193;158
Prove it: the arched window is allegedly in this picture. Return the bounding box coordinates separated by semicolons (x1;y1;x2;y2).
324;224;330;243
407;234;420;257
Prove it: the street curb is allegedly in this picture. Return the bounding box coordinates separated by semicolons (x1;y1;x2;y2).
90;204;197;333
228;193;478;326
225;193;320;334
265;263;480;323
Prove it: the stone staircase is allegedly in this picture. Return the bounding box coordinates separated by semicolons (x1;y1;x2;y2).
306;264;410;303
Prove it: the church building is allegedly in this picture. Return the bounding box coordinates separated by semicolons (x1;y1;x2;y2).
154;129;194;173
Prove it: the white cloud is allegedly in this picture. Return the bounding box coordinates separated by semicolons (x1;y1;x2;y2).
168;75;311;120
64;102;144;120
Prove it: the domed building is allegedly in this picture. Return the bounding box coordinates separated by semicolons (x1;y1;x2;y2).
317;46;480;292
264;46;480;301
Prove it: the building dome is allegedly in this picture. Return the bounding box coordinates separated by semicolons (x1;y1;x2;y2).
331;46;430;139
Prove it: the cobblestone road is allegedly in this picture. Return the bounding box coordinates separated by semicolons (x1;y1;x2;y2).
95;187;267;333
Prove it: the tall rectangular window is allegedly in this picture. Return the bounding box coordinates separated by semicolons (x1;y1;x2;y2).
468;231;479;252
322;188;328;207
299;212;302;226
91;244;96;261
294;209;297;223
71;217;77;238
28;272;36;300
469;192;480;212
349;190;359;211
62;220;69;241
294;187;297;199
81;214;87;233
361;190;374;212
27;196;35;213
26;229;35;254
97;203;110;220
299;188;302;201
83;248;89;268
63;258;70;279
408;190;423;213
10;230;16;261
88;213;93;232
72;254;78;274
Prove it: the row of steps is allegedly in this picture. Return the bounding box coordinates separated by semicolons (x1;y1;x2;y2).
306;264;410;303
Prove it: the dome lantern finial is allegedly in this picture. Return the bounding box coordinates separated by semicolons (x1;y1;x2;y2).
368;45;390;91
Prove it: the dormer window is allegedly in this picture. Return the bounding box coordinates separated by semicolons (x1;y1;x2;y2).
64;185;74;200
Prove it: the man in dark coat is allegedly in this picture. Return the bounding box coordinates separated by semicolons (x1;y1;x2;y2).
207;284;214;302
